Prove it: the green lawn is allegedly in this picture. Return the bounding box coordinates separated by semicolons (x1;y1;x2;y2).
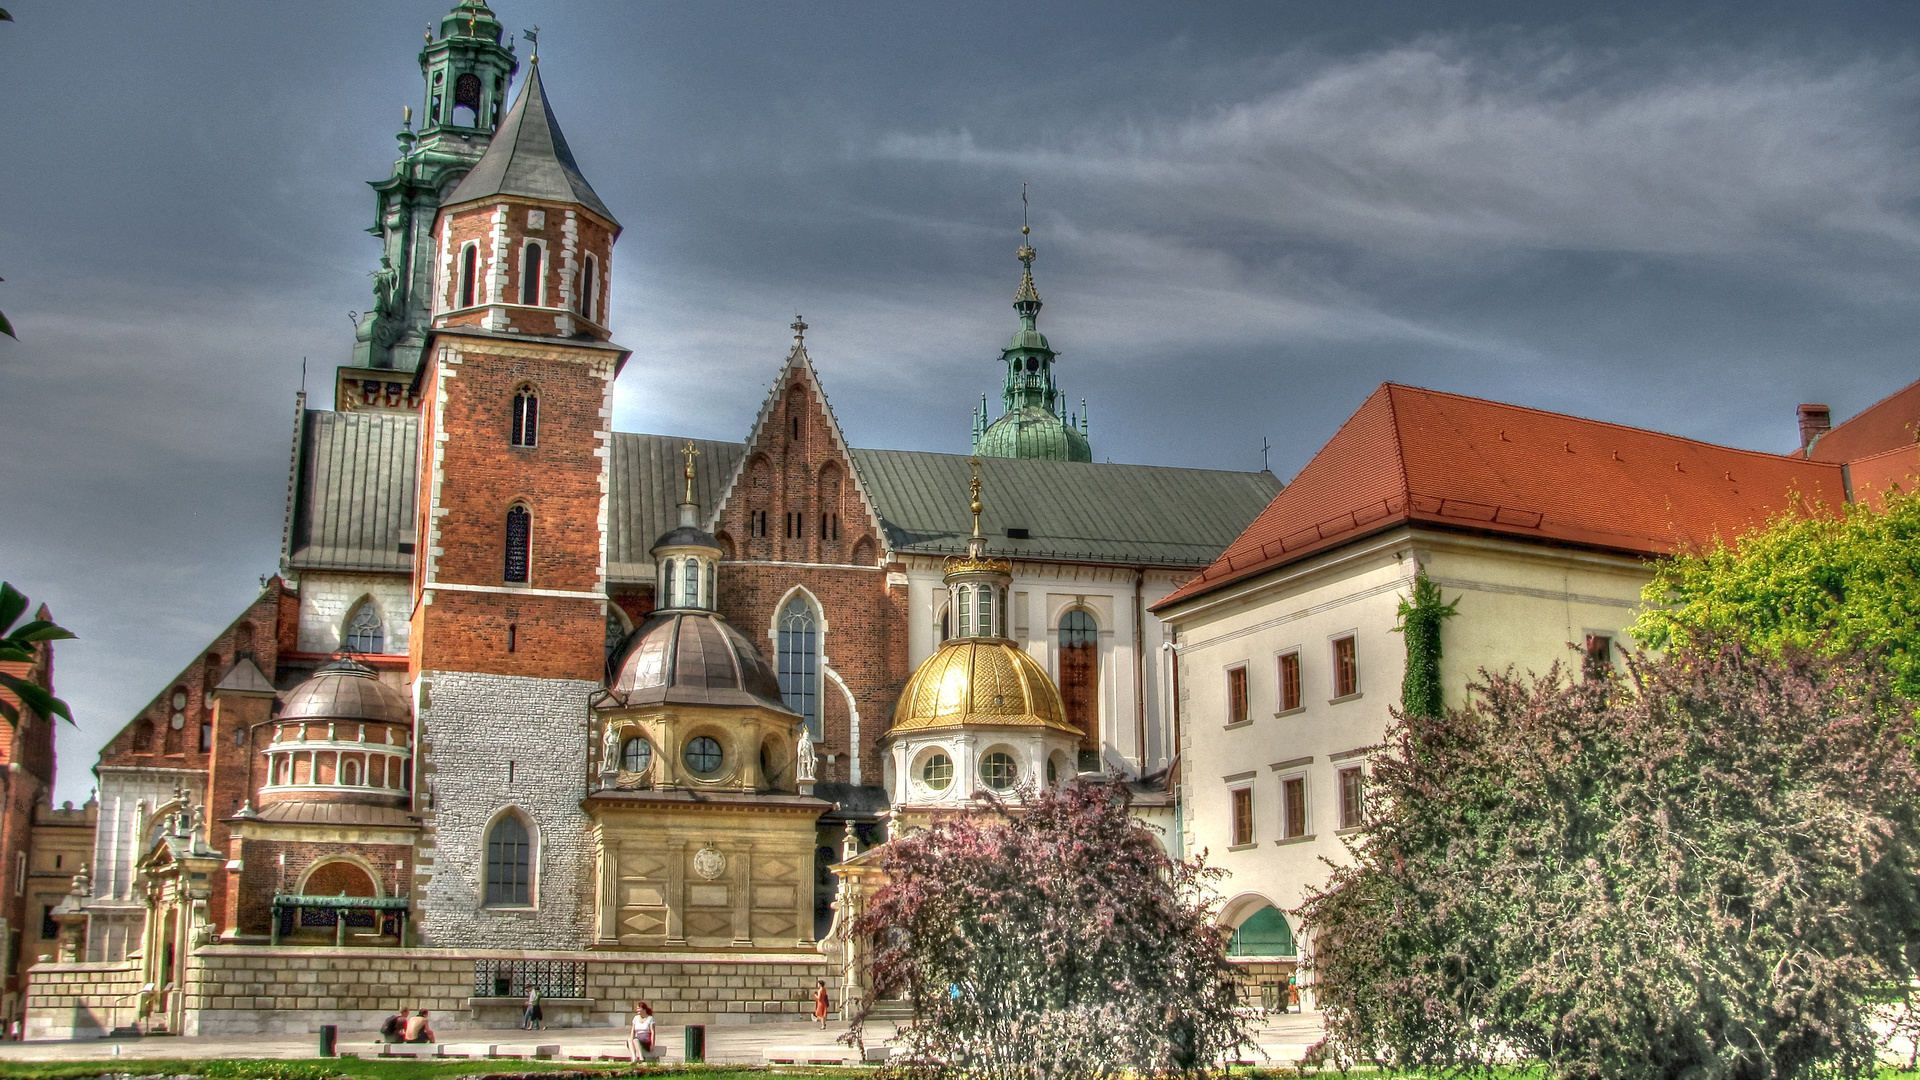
0;1062;846;1080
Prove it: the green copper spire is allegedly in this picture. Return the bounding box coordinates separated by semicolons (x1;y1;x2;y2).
354;1;519;372
973;195;1092;463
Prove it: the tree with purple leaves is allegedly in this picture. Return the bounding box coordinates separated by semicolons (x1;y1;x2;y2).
1301;638;1920;1080
847;779;1251;1080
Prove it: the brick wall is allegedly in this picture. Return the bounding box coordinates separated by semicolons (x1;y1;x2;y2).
434;199;615;341
22;958;142;1039
415;671;594;949
163;945;837;1036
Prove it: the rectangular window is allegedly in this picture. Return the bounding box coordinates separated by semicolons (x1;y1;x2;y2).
1338;766;1365;830
1583;634;1613;682
1283;777;1308;838
1226;665;1249;725
13;853;23;896
1332;635;1359;699
1230;787;1254;847
199;720;213;753
1278;651;1302;712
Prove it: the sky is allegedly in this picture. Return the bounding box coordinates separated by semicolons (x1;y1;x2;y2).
3;1;1919;803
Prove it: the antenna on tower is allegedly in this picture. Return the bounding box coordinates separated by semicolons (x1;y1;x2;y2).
1261;436;1271;472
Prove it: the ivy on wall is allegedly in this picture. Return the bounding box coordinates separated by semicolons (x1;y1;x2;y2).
1393;568;1458;719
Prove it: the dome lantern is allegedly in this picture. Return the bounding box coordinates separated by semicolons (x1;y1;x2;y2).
650;441;722;611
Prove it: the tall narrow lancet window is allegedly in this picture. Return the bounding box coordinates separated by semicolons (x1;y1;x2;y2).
683;559;701;608
1059;609;1099;752
975;585;994;637
578;254;598;322
458;243;478;309
484;814;531;905
511;385;537;447
521;242;543;305
778;595;820;739
344;601;384;655
504;505;531;583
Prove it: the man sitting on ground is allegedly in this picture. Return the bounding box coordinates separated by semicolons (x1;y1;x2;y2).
404;1009;433;1044
380;1007;410;1043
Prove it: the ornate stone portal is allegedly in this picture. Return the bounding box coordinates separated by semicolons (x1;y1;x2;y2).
584;453;828;952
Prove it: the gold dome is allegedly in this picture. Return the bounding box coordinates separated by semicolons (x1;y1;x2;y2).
891;638;1080;735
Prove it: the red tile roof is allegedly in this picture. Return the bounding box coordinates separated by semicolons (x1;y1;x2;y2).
1842;442;1920;510
1803;377;1920;463
1156;384;1844;611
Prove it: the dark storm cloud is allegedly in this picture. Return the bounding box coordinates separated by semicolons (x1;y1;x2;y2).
2;2;1918;800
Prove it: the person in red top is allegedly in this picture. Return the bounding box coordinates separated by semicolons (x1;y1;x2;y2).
814;980;831;1029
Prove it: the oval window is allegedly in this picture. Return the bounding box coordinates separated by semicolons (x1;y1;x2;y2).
684;735;723;775
980;751;1017;791
620;736;652;773
921;753;952;791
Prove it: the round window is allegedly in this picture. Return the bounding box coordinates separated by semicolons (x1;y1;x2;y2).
684;735;723;775
980;751;1018;791
620;736;652;773
921;753;953;791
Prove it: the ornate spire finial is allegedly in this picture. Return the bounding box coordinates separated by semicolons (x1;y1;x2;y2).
1015;185;1040;310
968;458;984;542
681;440;699;505
791;315;808;346
524;25;539;62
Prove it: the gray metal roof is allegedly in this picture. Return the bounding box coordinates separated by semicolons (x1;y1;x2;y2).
290;420;1277;578
607;433;745;581
851;449;1281;567
286;411;419;573
443;63;618;227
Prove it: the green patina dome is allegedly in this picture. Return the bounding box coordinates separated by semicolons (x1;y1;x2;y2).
971;225;1094;463
978;406;1092;463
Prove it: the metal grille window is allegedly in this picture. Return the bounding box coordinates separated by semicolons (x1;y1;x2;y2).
485;814;531;906
345;602;384;654
474;959;585;999
778;596;819;738
511;386;538;447
684;735;723;774
504;506;531;583
980;751;1017;791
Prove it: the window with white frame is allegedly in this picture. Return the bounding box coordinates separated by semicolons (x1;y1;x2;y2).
457;241;479;309
1338;765;1365;830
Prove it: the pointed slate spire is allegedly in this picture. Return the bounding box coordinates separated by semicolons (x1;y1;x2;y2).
444;62;619;228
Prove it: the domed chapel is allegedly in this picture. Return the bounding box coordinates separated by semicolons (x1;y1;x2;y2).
56;0;1282;1038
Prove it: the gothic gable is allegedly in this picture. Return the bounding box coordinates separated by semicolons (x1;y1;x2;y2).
711;330;884;567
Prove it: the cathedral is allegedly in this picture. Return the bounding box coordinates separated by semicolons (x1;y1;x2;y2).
41;1;1278;1037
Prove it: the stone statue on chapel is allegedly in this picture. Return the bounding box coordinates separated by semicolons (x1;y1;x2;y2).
796;724;816;783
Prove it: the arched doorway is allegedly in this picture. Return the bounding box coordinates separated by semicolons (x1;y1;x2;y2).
289;860;379;942
1058;610;1098;755
1227;904;1299;1013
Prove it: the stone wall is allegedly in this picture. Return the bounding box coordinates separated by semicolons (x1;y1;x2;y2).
120;945;832;1036
415;671;595;949
294;572;413;656
23;958;142;1039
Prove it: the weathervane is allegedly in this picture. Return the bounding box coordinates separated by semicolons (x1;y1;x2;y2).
681;441;699;505
524;25;539;62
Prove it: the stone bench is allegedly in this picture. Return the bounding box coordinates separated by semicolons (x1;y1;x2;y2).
764;1044;891;1065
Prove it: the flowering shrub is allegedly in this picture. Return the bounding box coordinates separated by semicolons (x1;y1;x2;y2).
848;779;1250;1080
1300;638;1920;1080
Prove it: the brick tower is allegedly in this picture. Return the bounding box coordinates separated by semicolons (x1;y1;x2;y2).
407;57;627;948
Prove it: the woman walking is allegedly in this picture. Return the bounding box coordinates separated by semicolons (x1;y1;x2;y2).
628;1001;655;1063
523;987;543;1030
813;979;831;1029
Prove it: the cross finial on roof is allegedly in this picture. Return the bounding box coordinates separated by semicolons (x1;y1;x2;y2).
791;315;808;346
524;25;539;62
681;440;699;505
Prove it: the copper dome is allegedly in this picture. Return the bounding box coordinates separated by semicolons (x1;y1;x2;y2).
608;611;792;713
279;658;411;725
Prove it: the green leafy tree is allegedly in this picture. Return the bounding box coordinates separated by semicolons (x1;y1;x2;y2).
1634;490;1920;697
0;583;75;725
848;780;1251;1080
1300;639;1920;1080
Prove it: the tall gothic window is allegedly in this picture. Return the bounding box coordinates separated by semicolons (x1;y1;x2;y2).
520;242;543;305
484;814;531;905
504;505;531;583
1059;609;1098;752
683;559;701;608
458;242;478;309
511;385;537;447
344;601;383;654
578;254;598;322
778;595;820;738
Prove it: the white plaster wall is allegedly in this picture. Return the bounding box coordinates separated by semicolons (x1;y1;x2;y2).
88;768;203;960
1167;527;1650;960
296;572;413;655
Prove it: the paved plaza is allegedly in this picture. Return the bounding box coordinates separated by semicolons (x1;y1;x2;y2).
0;1012;1327;1067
